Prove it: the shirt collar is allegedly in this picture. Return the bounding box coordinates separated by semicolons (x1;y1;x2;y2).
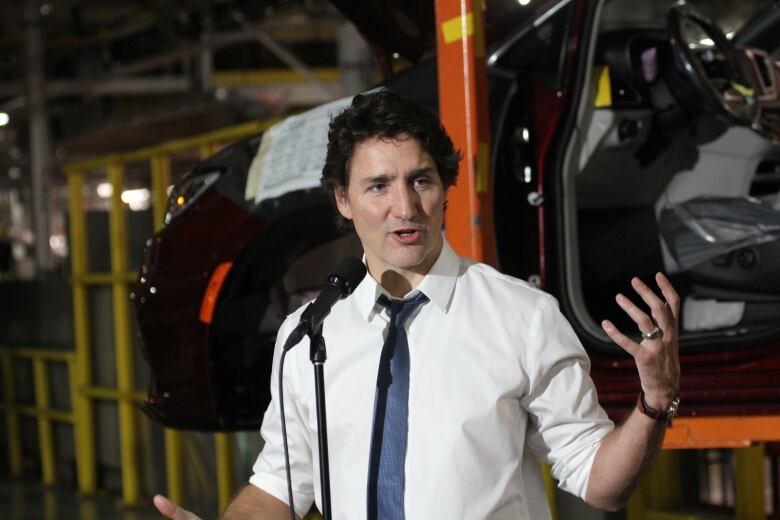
352;237;460;321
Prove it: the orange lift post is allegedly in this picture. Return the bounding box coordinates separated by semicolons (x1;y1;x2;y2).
434;0;495;265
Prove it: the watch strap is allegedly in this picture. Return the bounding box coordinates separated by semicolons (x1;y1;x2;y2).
637;391;680;426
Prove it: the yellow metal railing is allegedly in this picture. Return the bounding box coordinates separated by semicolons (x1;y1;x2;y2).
626;446;768;520
735;444;766;520
541;463;558;520
0;347;76;485
62;116;278;510
213;67;340;87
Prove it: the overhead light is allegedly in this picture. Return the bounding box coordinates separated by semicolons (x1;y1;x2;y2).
96;182;113;198
699;38;714;46
518;0;532;5
97;184;152;209
121;188;151;211
49;234;67;257
0;113;9;127
392;53;400;59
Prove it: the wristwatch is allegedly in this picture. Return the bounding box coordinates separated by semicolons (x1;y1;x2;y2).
637;391;680;426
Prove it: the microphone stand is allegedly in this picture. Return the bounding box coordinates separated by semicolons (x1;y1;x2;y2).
309;324;332;520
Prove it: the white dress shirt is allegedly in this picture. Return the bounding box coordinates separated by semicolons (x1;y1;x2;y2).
250;239;614;519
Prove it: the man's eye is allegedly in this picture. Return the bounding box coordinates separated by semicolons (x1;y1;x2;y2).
369;183;385;192
413;177;431;187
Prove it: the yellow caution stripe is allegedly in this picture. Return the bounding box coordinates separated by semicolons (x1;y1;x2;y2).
442;13;474;44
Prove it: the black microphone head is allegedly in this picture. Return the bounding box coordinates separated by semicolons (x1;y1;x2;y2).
331;256;367;297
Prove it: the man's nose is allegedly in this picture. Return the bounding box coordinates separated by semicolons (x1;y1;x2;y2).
391;185;418;220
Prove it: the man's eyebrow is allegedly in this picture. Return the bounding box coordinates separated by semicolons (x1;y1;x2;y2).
358;173;392;185
407;166;435;177
357;167;434;185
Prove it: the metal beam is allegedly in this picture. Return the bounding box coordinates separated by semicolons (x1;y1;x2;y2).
229;10;339;98
0;68;345;99
2;19;341;112
24;0;52;273
0;77;191;98
222;83;342;107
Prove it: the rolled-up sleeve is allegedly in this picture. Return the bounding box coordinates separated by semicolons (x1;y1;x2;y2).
520;296;614;499
249;317;315;517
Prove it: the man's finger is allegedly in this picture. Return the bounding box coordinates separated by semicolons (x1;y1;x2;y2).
153;495;202;520
602;320;640;357
630;277;672;332
655;272;681;321
614;293;656;336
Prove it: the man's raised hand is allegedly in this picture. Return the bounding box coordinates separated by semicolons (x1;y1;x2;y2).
600;272;681;410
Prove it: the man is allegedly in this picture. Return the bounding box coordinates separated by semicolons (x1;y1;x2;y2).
155;90;679;519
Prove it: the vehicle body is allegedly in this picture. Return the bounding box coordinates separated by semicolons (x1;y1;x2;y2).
134;0;780;430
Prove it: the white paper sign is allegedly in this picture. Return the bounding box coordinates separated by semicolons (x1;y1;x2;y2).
245;96;354;203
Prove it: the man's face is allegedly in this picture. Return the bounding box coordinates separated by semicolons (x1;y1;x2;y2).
335;135;445;289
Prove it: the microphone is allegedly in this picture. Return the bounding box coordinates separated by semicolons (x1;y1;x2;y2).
283;256;367;351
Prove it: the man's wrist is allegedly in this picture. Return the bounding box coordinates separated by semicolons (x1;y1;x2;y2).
642;391;675;410
637;391;680;426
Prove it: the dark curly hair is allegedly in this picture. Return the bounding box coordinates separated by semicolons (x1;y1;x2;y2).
321;89;461;229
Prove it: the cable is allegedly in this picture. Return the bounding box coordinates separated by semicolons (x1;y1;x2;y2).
279;347;296;520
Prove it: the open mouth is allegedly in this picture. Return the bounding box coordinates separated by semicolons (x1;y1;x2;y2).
392;228;422;242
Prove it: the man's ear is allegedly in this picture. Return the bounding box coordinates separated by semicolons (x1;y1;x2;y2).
334;187;352;220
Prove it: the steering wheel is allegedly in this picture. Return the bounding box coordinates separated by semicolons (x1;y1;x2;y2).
666;3;758;125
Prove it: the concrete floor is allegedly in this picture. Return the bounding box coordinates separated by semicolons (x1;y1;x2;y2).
1;476;165;520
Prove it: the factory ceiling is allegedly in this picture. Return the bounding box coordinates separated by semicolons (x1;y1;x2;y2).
0;0;541;169
0;0;355;163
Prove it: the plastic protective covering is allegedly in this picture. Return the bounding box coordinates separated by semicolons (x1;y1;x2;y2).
658;196;780;270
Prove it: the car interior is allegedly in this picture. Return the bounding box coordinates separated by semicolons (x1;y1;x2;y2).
563;0;780;349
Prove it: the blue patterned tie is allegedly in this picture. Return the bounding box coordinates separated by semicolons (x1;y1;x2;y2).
367;292;429;520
